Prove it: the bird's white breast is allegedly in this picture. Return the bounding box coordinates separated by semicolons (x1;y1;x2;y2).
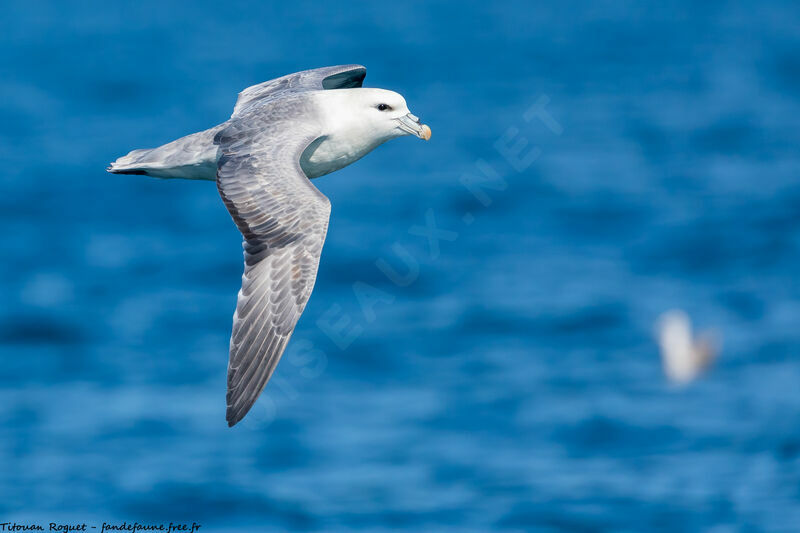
300;131;382;178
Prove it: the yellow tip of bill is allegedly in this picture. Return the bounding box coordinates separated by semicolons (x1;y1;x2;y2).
421;124;431;141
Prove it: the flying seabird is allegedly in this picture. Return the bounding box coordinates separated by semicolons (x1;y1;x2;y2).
108;65;431;426
656;309;719;385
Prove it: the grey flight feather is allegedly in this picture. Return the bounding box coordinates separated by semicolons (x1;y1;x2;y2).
216;95;331;427
232;64;366;117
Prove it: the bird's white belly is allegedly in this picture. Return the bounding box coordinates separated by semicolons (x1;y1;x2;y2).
299;133;382;179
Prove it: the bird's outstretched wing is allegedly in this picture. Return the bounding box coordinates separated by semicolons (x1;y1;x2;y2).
215;98;330;426
232;64;366;117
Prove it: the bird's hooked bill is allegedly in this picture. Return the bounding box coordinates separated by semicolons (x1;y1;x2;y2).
398;113;431;141
420;124;432;141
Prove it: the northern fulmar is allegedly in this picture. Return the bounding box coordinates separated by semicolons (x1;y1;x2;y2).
108;65;430;426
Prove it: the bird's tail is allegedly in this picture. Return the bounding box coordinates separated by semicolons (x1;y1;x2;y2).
107;125;223;180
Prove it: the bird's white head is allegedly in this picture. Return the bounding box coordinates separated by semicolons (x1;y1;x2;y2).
355;88;431;142
319;88;431;143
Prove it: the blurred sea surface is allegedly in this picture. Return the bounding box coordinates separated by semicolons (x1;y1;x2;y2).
2;1;800;531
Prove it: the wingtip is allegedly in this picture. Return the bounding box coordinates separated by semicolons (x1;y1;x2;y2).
226;406;237;427
226;404;245;427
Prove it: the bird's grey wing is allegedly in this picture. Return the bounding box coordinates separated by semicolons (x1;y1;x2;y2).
215;100;331;426
232;64;366;117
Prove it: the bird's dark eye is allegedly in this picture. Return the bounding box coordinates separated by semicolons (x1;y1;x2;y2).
377;103;392;111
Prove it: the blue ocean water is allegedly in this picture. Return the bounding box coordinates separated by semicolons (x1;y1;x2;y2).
2;1;800;530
